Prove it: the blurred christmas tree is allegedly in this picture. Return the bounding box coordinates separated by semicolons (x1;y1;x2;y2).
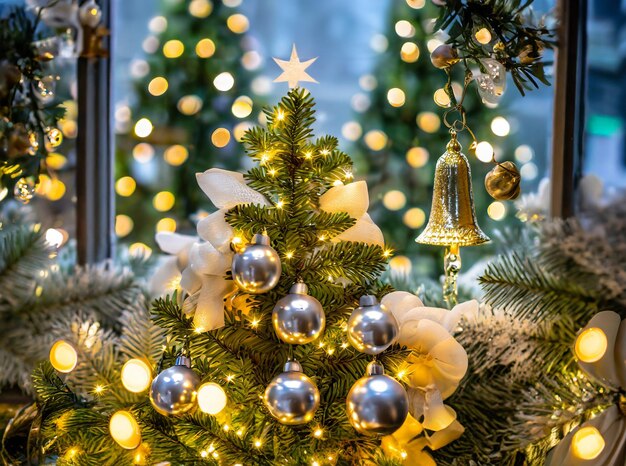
115;0;264;249
355;0;516;278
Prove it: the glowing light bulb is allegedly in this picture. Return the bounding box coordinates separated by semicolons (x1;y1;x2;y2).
196;38;216;58
121;359;152;393
163;40;184;58
475;141;494;163
164;145;189;166
153;191;175;212
109;411;141;450
571;426;605;460
383;190;407;211
148;77;168;96
49;340;77;373
575;327;608;363
231;96;253;118
364;130;388;151
400;42;420;63
115;215;134;237
403;207;426;228
197;382;228;415
115;176;136;197
406;147;429;168
491;116;511;136
474;27;492;45
387;88;406;107
134;118;153;138
487;201;506;221
214;72;235;91
177;95;203;115
416;112;440;133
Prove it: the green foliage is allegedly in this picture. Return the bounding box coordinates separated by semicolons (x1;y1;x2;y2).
27;89;413;465
435;0;555;94
434;200;626;465
0;6;66;197
115;0;262;246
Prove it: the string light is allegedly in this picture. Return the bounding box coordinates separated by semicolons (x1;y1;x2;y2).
197;382;228;415
474;141;494;163
153;191;175;212
189;0;212;17
214;72;235;91
196;38;216;58
285;251;294;259
382;190;407;211
403;207;426;228
575;327;608;363
400;42;420;62
164;145;188;166
406;147;429;168
134;118;153;138
571;426;605;460
487;201;506;221
491;116;511;136
121;359;152;393
177;95;203;115
49;340;78;373
148;77;168;96
387;88;406;107
162;40;184;58
109;410;141;450
383;249;393;258
93;385;105;394
364;130;388;151
211;128;231;148
276;109;286;121
115;215;134;237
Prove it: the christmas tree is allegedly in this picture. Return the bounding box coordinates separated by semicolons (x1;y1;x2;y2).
356;0;511;278
115;0;262;248
24;87;451;465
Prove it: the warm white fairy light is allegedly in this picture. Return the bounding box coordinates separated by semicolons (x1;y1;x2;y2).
49;340;78;373
197;382;228;415
214;72;235;91
571;426;605;460
134;118;153;138
109;410;141;450
121;359;152;393
575;327;608;363
387;88;406;107
491;116;511;136
475;141;494;163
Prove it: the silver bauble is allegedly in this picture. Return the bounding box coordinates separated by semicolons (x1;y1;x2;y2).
272;283;325;344
149;355;200;416
231;233;281;294
346;361;408;436
347;295;398;355
264;360;320;425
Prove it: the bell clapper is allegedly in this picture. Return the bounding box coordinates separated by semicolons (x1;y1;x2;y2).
443;244;461;308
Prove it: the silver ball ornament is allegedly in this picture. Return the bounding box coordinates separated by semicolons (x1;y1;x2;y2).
150;356;200;416
346;361;409;436
347;295;398;355
231;233;281;294
272;283;325;344
264;360;320;425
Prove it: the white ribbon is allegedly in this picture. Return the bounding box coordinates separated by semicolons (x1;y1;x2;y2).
319;180;385;247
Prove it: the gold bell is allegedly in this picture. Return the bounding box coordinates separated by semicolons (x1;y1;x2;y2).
416;131;490;247
416;131;489;308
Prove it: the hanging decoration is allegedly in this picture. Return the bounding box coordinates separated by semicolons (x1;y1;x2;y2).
416;131;489;306
546;311;626;465
346;360;409;436
272;282;325;344
264;359;320;425
347;295;398;355
150;352;200;416
231;232;282;294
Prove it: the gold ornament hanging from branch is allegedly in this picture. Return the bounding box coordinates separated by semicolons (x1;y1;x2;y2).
416;130;489;307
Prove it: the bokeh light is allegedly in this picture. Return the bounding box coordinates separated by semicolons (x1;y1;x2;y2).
177;95;203;115
153;191;175;212
475;141;494;162
164;145;189;166
341;121;362;141
148;76;168;96
395;20;415;38
214;72;235;91
115;215;134;237
487;201;506;220
364;130;388;151
383;190;407;210
156;218;177;233
491;116;511;136
400;42;420;63
211;128;231;147
227;14;249;33
403;207;426;228
387;88;406;107
162;40;184;58
406;147;429;168
196;38;216;58
189;0;213;18
134;118;153;138
575;327;608;363
115;176;136;197
232;96;253;118
133;143;154;163
416;112;440;133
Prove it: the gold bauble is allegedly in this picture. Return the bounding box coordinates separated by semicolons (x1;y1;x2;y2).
430;45;460;69
484;161;521;201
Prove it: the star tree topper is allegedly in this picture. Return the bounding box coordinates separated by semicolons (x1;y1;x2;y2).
273;45;318;88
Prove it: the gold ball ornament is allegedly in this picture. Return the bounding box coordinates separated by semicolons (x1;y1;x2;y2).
484;161;521;201
430;44;460;69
